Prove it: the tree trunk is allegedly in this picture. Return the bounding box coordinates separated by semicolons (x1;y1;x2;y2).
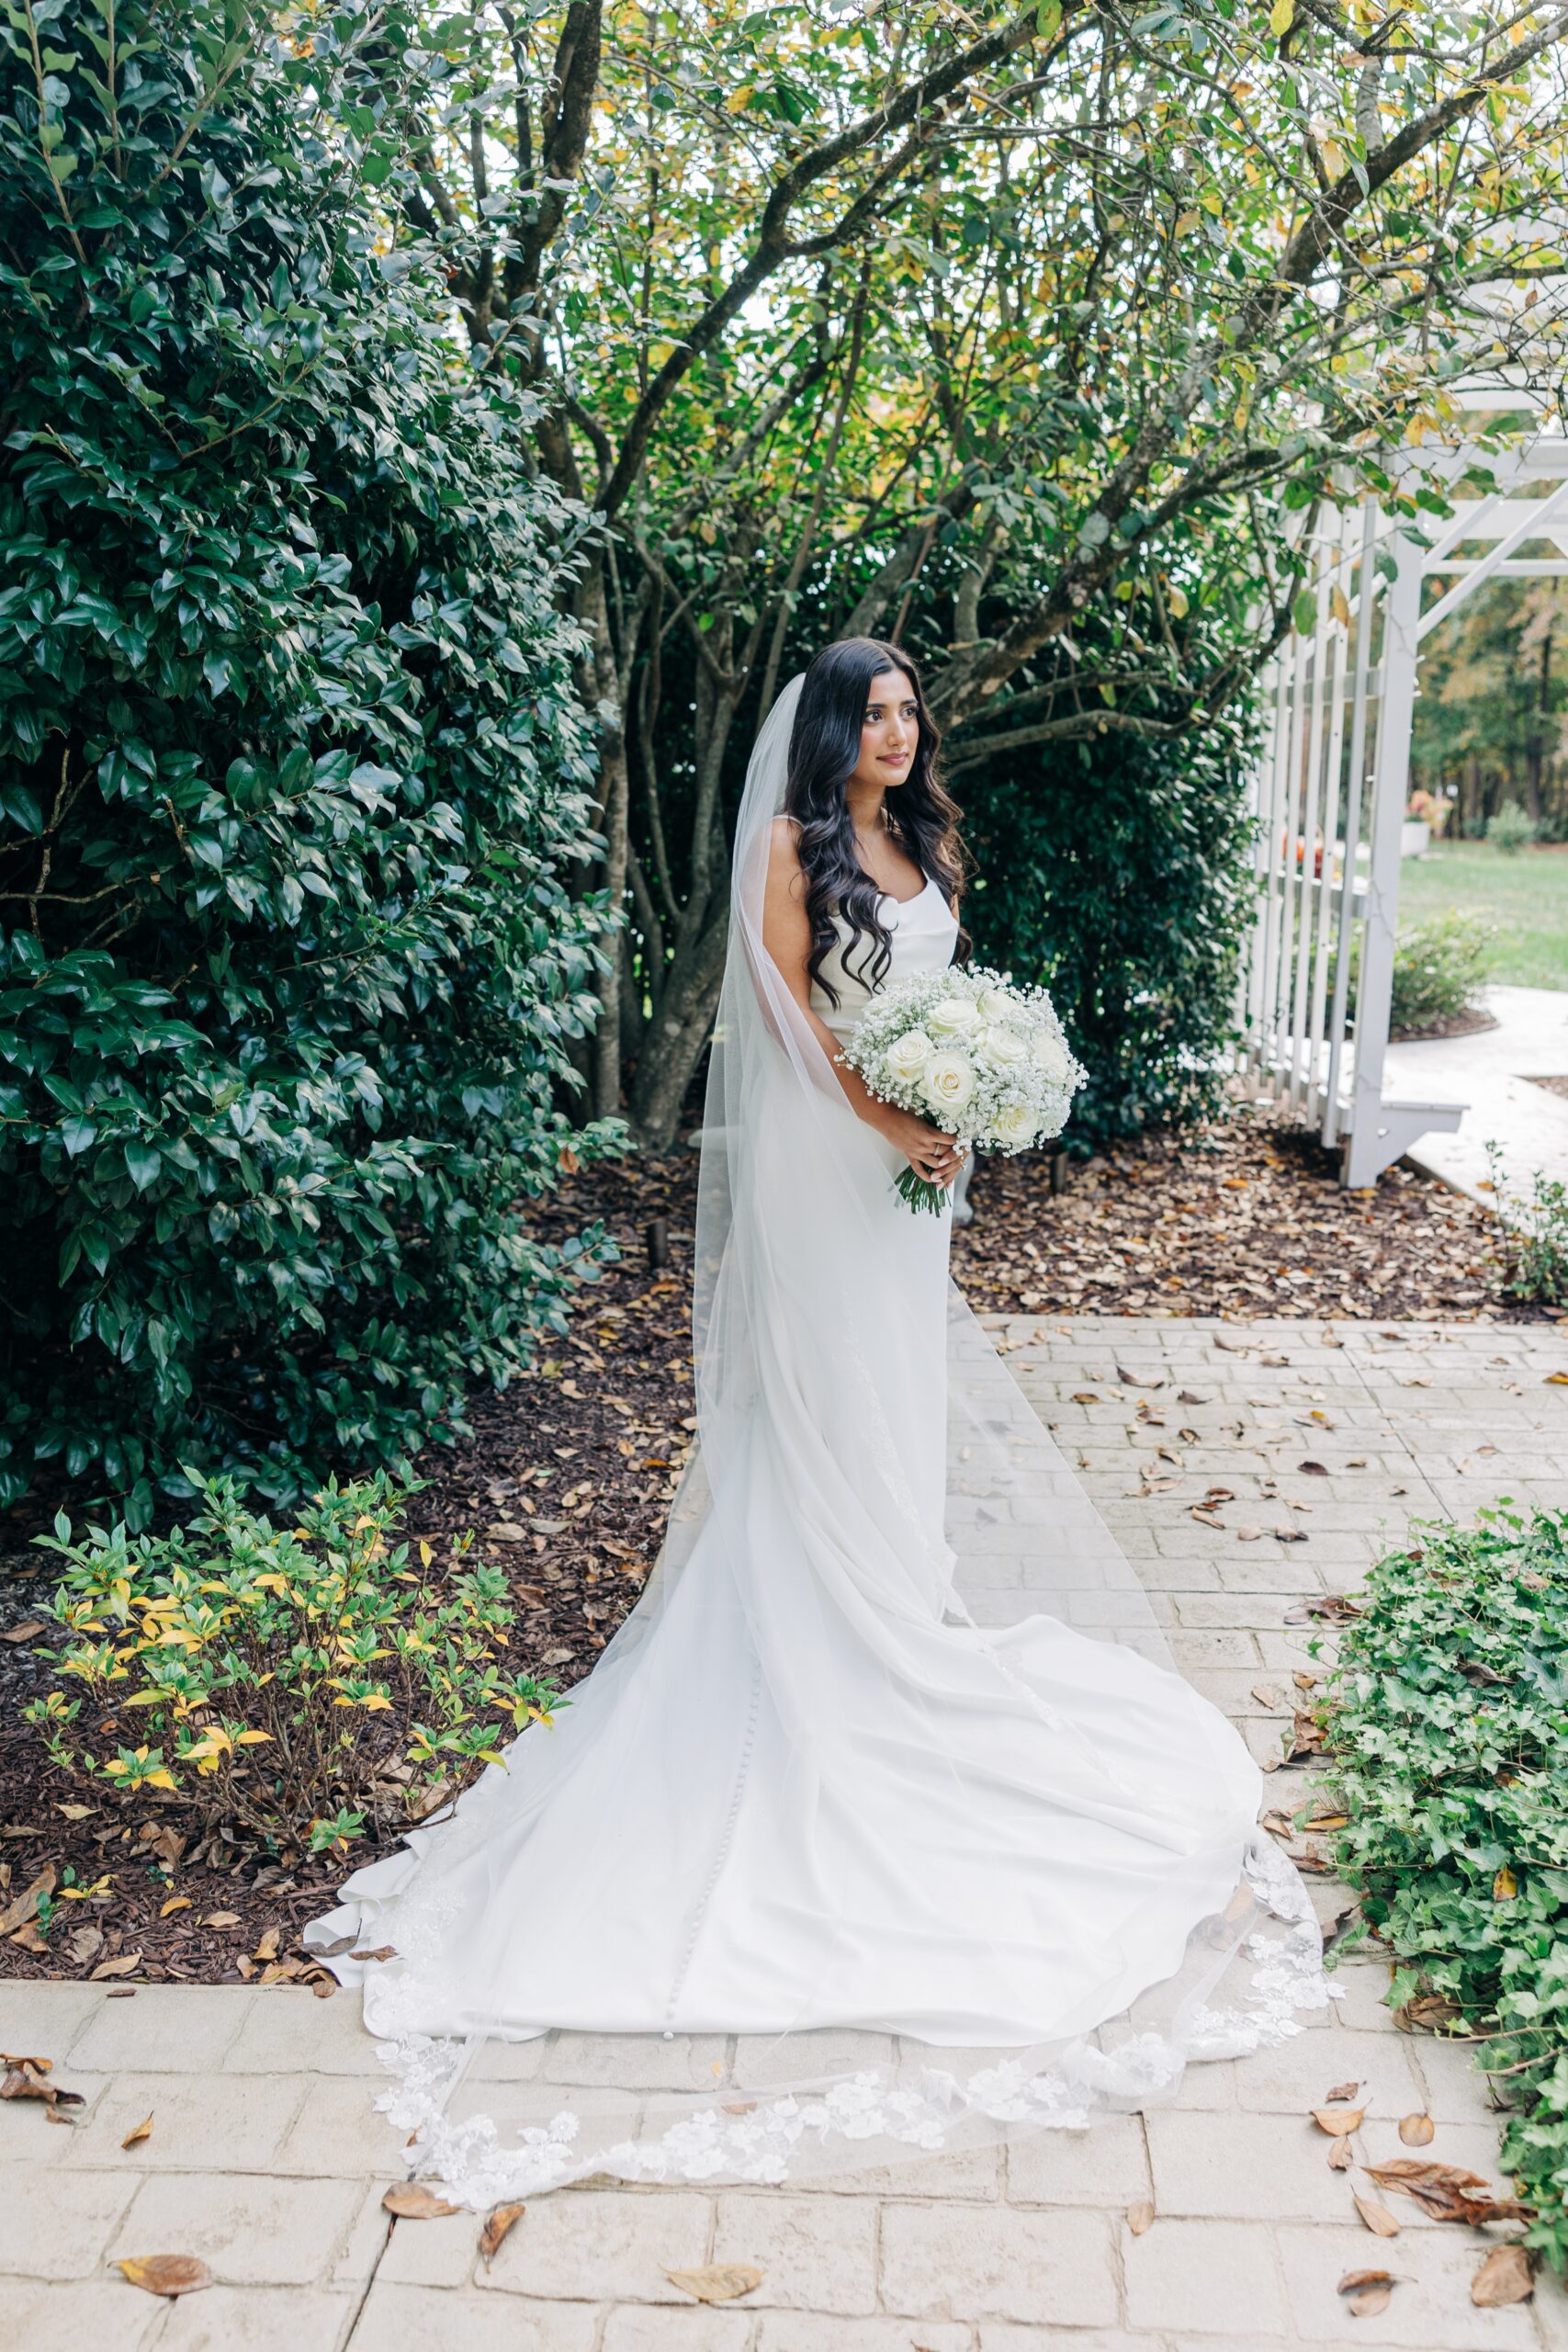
626;903;730;1149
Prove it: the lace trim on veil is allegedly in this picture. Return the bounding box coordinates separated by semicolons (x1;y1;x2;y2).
365;1832;1329;2210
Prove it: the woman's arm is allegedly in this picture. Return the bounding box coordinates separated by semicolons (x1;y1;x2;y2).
761;820;964;1189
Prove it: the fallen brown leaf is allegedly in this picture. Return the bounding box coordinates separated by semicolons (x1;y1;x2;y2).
1353;2192;1401;2238
1327;2139;1355;2171
90;1952;142;1981
66;1923;103;1967
1338;2267;1397;2316
1398;2113;1435;2147
116;2256;210;2298
1472;2244;1534;2307
1364;2158;1527;2225
663;2265;764;2305
0;1865;56;1937
478;2202;525;2264
350;1946;398;1963
200;1911;241;1930
1325;2081;1361;2103
1392;1993;1465;2034
122;2115;153;2150
1250;1683;1282;1709
1311;2106;1366;2137
1;2059;83;2108
382;2182;460;2219
1;1620;44;1643
253;1927;281;1962
1126;2200;1155;2235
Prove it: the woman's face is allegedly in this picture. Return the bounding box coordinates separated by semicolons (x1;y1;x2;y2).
852;667;919;795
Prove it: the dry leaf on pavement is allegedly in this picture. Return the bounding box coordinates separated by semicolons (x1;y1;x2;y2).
663;2264;765;2304
1363;2159;1526;2225
1327;2140;1355;2171
1;2058;83;2108
1472;2244;1534;2307
1325;2081;1360;2103
117;2256;211;2298
122;2115;153;2150
1126;2200;1155;2235
1352;2192;1400;2238
478;2202;525;2264
1311;2106;1366;2137
1398;2113;1435;2146
382;2184;460;2219
1337;2267;1397;2317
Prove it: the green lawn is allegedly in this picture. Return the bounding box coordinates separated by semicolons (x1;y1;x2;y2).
1396;839;1568;990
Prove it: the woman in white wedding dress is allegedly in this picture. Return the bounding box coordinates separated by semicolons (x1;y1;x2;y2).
309;638;1325;2203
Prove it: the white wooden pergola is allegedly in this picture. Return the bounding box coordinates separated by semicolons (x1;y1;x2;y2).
1238;434;1568;1187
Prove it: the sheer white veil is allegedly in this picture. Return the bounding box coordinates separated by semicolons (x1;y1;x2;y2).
309;671;1327;2205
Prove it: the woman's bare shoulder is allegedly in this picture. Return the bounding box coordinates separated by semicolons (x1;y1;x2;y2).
767;816;805;881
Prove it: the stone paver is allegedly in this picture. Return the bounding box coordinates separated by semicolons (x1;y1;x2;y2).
4;1314;1568;2350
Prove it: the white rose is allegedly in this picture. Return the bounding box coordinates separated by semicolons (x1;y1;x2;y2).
919;1051;975;1116
926;994;980;1038
1030;1028;1072;1083
976;1023;1028;1070
987;1100;1039;1148
883;1027;933;1082
976;985;1017;1023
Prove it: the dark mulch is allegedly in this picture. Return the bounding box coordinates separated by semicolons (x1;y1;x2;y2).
0;1102;1547;1991
1389;1006;1499;1043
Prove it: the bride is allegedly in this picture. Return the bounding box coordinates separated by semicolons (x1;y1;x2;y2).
309;637;1325;2202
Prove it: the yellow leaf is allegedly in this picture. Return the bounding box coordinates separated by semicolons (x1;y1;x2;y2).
419;1540;434;1568
1269;0;1294;30
1330;583;1351;628
1166;583;1189;619
1494;1865;1517;1901
144;1770;177;1792
726;84;753;112
124;1690;166;1708
234;1729;272;1746
1173;209;1201;236
161;1897;191;1917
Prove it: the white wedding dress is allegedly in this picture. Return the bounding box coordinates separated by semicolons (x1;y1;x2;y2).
308;677;1326;2204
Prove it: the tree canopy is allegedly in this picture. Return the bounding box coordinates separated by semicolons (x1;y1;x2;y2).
384;0;1568;1139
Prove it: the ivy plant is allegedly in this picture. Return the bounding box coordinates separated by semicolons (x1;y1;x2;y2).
1322;1507;1568;2273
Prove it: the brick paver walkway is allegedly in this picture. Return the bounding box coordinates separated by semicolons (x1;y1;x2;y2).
5;1316;1568;2351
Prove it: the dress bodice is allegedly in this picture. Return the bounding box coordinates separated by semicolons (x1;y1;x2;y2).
808;876;960;1046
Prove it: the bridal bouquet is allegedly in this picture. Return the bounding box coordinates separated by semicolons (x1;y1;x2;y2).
838;966;1087;1213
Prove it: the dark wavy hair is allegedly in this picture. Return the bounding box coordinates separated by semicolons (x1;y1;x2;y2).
784;637;964;1007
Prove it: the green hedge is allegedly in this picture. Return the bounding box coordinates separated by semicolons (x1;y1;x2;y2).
959;725;1255;1142
0;0;616;1526
1323;1507;1568;2272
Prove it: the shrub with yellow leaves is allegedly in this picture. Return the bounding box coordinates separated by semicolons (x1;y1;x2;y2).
23;1472;563;1853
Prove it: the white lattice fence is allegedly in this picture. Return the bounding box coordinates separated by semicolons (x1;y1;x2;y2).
1239;436;1568;1187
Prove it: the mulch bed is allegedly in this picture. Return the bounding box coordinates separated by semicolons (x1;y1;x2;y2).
0;1101;1549;1993
1389;1006;1500;1043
